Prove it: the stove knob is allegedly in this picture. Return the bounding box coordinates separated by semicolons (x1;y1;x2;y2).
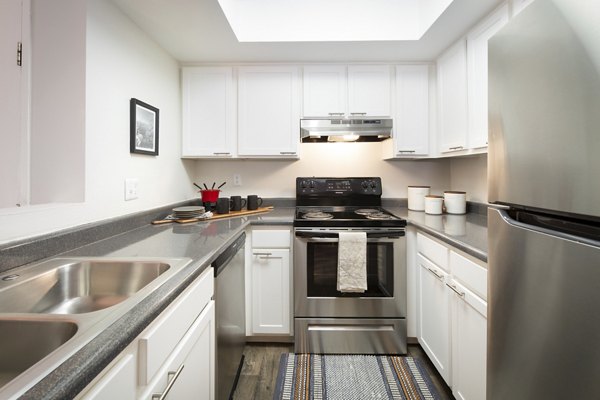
370;182;377;189
309;180;315;188
361;182;368;189
300;181;307;189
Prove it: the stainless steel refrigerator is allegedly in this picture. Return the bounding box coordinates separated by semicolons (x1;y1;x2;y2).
487;0;600;399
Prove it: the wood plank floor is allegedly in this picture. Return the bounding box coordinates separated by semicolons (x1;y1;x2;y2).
232;343;455;399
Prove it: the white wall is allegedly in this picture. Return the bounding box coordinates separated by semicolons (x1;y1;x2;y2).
449;153;488;202
0;0;195;244
194;143;452;199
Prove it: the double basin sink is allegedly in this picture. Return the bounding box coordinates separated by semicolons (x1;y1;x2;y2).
0;257;192;396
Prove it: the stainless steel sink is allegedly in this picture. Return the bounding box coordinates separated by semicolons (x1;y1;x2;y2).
0;260;170;314
0;319;78;388
0;257;192;398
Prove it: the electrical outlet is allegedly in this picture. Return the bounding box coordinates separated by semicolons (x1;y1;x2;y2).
125;178;139;201
233;174;242;186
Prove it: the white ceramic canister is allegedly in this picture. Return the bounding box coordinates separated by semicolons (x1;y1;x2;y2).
444;191;467;214
425;195;444;215
407;186;431;211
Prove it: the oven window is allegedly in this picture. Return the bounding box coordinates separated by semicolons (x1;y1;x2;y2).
306;242;394;297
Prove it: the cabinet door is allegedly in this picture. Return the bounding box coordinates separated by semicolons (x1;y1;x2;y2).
145;301;216;400
238;66;300;157
251;249;291;334
417;254;451;384
467;5;509;149
347;65;392;116
166;301;216;400
449;280;487;400
302;65;347;117
182;67;236;157
394;65;430;156
437;40;468;153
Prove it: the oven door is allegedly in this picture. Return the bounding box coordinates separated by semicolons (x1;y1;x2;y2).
294;229;406;318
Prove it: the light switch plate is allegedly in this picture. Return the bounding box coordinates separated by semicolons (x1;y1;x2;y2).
125;178;139;201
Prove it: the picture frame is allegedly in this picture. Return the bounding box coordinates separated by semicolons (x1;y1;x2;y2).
130;98;159;156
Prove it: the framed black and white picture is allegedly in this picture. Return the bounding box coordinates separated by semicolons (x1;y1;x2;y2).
130;98;159;156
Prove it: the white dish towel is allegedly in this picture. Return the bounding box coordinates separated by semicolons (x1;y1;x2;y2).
337;231;367;293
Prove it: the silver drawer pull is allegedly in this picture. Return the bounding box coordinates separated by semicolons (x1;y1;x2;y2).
328;112;344;116
446;283;465;298
253;252;272;256
213;152;230;155
350;112;367;115
280;151;297;155
448;146;464;151
427;267;444;280
152;364;185;400
397;150;416;154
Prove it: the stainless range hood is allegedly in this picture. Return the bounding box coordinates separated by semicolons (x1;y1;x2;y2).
300;118;393;143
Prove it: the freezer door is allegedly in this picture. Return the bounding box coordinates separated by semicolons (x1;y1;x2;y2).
488;0;600;218
487;208;600;399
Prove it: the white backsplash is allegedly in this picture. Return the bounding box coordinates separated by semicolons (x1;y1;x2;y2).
194;143;452;199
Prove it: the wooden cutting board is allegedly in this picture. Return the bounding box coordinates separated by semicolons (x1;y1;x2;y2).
152;206;274;225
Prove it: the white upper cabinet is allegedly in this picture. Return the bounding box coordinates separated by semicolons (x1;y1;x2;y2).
182;67;236;158
347;65;392;117
437;40;469;154
302;65;347;117
238;66;300;157
391;64;430;157
467;4;510;149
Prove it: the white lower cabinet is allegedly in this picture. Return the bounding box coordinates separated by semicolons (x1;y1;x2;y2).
251;249;290;334
143;301;215;400
449;280;487;400
416;232;487;397
78;267;215;400
417;254;451;383
246;227;292;337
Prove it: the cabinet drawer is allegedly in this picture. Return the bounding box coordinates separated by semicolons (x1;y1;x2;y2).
450;251;487;300
417;233;449;271
252;229;290;248
79;354;135;400
138;267;214;385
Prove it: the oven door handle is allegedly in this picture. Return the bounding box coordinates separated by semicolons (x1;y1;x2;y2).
294;231;405;239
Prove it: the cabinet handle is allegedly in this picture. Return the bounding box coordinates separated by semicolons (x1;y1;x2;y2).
152;364;185;400
350;112;367;116
427;267;444;281
279;151;297;155
448;146;464;151
213;152;231;155
328;112;344;116
253;252;272;256
397;150;416;154
446;283;465;298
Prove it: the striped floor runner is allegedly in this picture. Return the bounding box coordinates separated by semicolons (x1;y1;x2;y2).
273;354;443;400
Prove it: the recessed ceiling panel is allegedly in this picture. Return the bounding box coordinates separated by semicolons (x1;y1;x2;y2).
218;0;453;42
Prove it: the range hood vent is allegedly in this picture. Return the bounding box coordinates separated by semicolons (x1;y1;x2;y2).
300;118;393;143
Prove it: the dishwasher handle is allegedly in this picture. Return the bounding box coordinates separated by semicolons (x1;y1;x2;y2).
212;232;246;277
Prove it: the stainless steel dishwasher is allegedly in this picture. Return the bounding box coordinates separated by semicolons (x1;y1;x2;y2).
212;232;246;400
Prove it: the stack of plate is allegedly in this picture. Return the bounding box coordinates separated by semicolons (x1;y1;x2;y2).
172;206;205;219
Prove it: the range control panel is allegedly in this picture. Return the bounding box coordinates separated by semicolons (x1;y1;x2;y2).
296;177;382;196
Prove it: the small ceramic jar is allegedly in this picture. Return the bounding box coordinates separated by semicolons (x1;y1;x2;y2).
425;195;444;215
408;186;430;211
444;191;467;214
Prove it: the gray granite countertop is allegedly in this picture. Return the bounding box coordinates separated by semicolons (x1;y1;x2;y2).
389;207;488;262
16;205;486;399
